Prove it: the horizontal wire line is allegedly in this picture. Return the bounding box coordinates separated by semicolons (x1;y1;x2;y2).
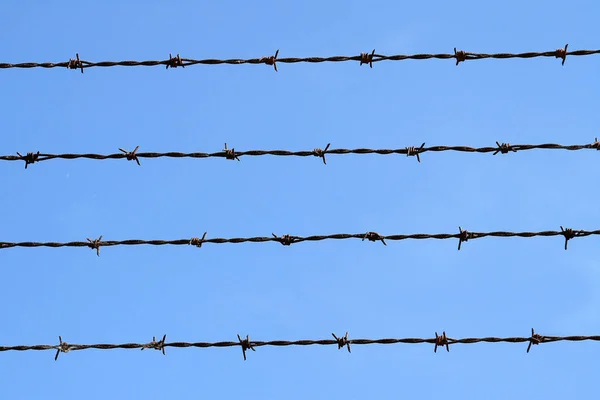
2;331;599;360
0;228;597;254
0;46;598;71
4;141;600;168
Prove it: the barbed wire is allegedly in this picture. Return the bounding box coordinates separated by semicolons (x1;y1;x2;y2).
4;140;600;169
1;45;598;73
2;329;598;360
1;227;596;255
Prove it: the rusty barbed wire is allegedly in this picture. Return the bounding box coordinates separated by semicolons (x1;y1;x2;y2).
3;140;600;168
2;329;598;360
0;45;598;72
0;227;596;255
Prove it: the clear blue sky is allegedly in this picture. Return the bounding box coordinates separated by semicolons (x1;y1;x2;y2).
1;0;599;398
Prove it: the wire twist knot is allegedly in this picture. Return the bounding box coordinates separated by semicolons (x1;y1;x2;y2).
189;232;208;248
362;231;387;246
332;332;351;353
223;143;240;161
555;44;568;66
260;49;279;72
454;48;467;66
141;334;167;355
458;226;471;250
313;143;331;165
87;235;103;257
360;49;375;68
406;143;426;162
67;53;84;73
237;334;256;360
527;328;544;353
493;142;517;155
272;233;295;246
54;336;72;361
16;151;40;169
166;53;184;69
560;226;582;250
434;331;450;353
119;146;141;165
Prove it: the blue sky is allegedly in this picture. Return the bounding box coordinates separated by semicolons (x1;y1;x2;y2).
1;0;599;398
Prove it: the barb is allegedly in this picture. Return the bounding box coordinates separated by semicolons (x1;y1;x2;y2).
141;335;167;355
2;330;599;359
332;332;352;353
1;46;598;71
223;143;240;161
362;232;387;246
238;334;256;360
189;232;208;248
87;236;102;257
119;146;141;166
0;227;597;254
54;336;72;361
360;49;375;68
166;53;184;69
3;141;600;167
67;53;84;73
259;49;279;72
434;331;450;353
15;151;39;169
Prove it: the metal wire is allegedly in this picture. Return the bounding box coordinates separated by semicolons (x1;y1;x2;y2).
0;227;595;255
4;140;600;168
0;45;597;72
2;329;597;360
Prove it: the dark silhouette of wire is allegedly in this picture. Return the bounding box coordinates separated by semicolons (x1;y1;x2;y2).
0;227;595;255
4;140;600;168
0;45;596;72
1;329;597;360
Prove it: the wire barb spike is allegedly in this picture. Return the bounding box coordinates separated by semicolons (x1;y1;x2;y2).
67;53;84;73
189;232;208;248
454;48;467;66
119;146;141;165
260;49;279;72
237;334;256;360
493;141;517;155
313;143;331;165
560;226;580;250
141;334;167;355
87;235;103;257
332;332;351;353
434;331;450;353
458;226;471;250
362;231;387;246
166;53;184;69
406;142;426;162
556;44;568;66
272;233;295;246
16;151;39;169
360;49;375;68
527;328;544;353
223;143;240;161
54;336;71;361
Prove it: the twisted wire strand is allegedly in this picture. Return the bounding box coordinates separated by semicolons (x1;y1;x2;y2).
1;228;597;254
2;331;599;360
3;141;600;168
0;46;597;71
